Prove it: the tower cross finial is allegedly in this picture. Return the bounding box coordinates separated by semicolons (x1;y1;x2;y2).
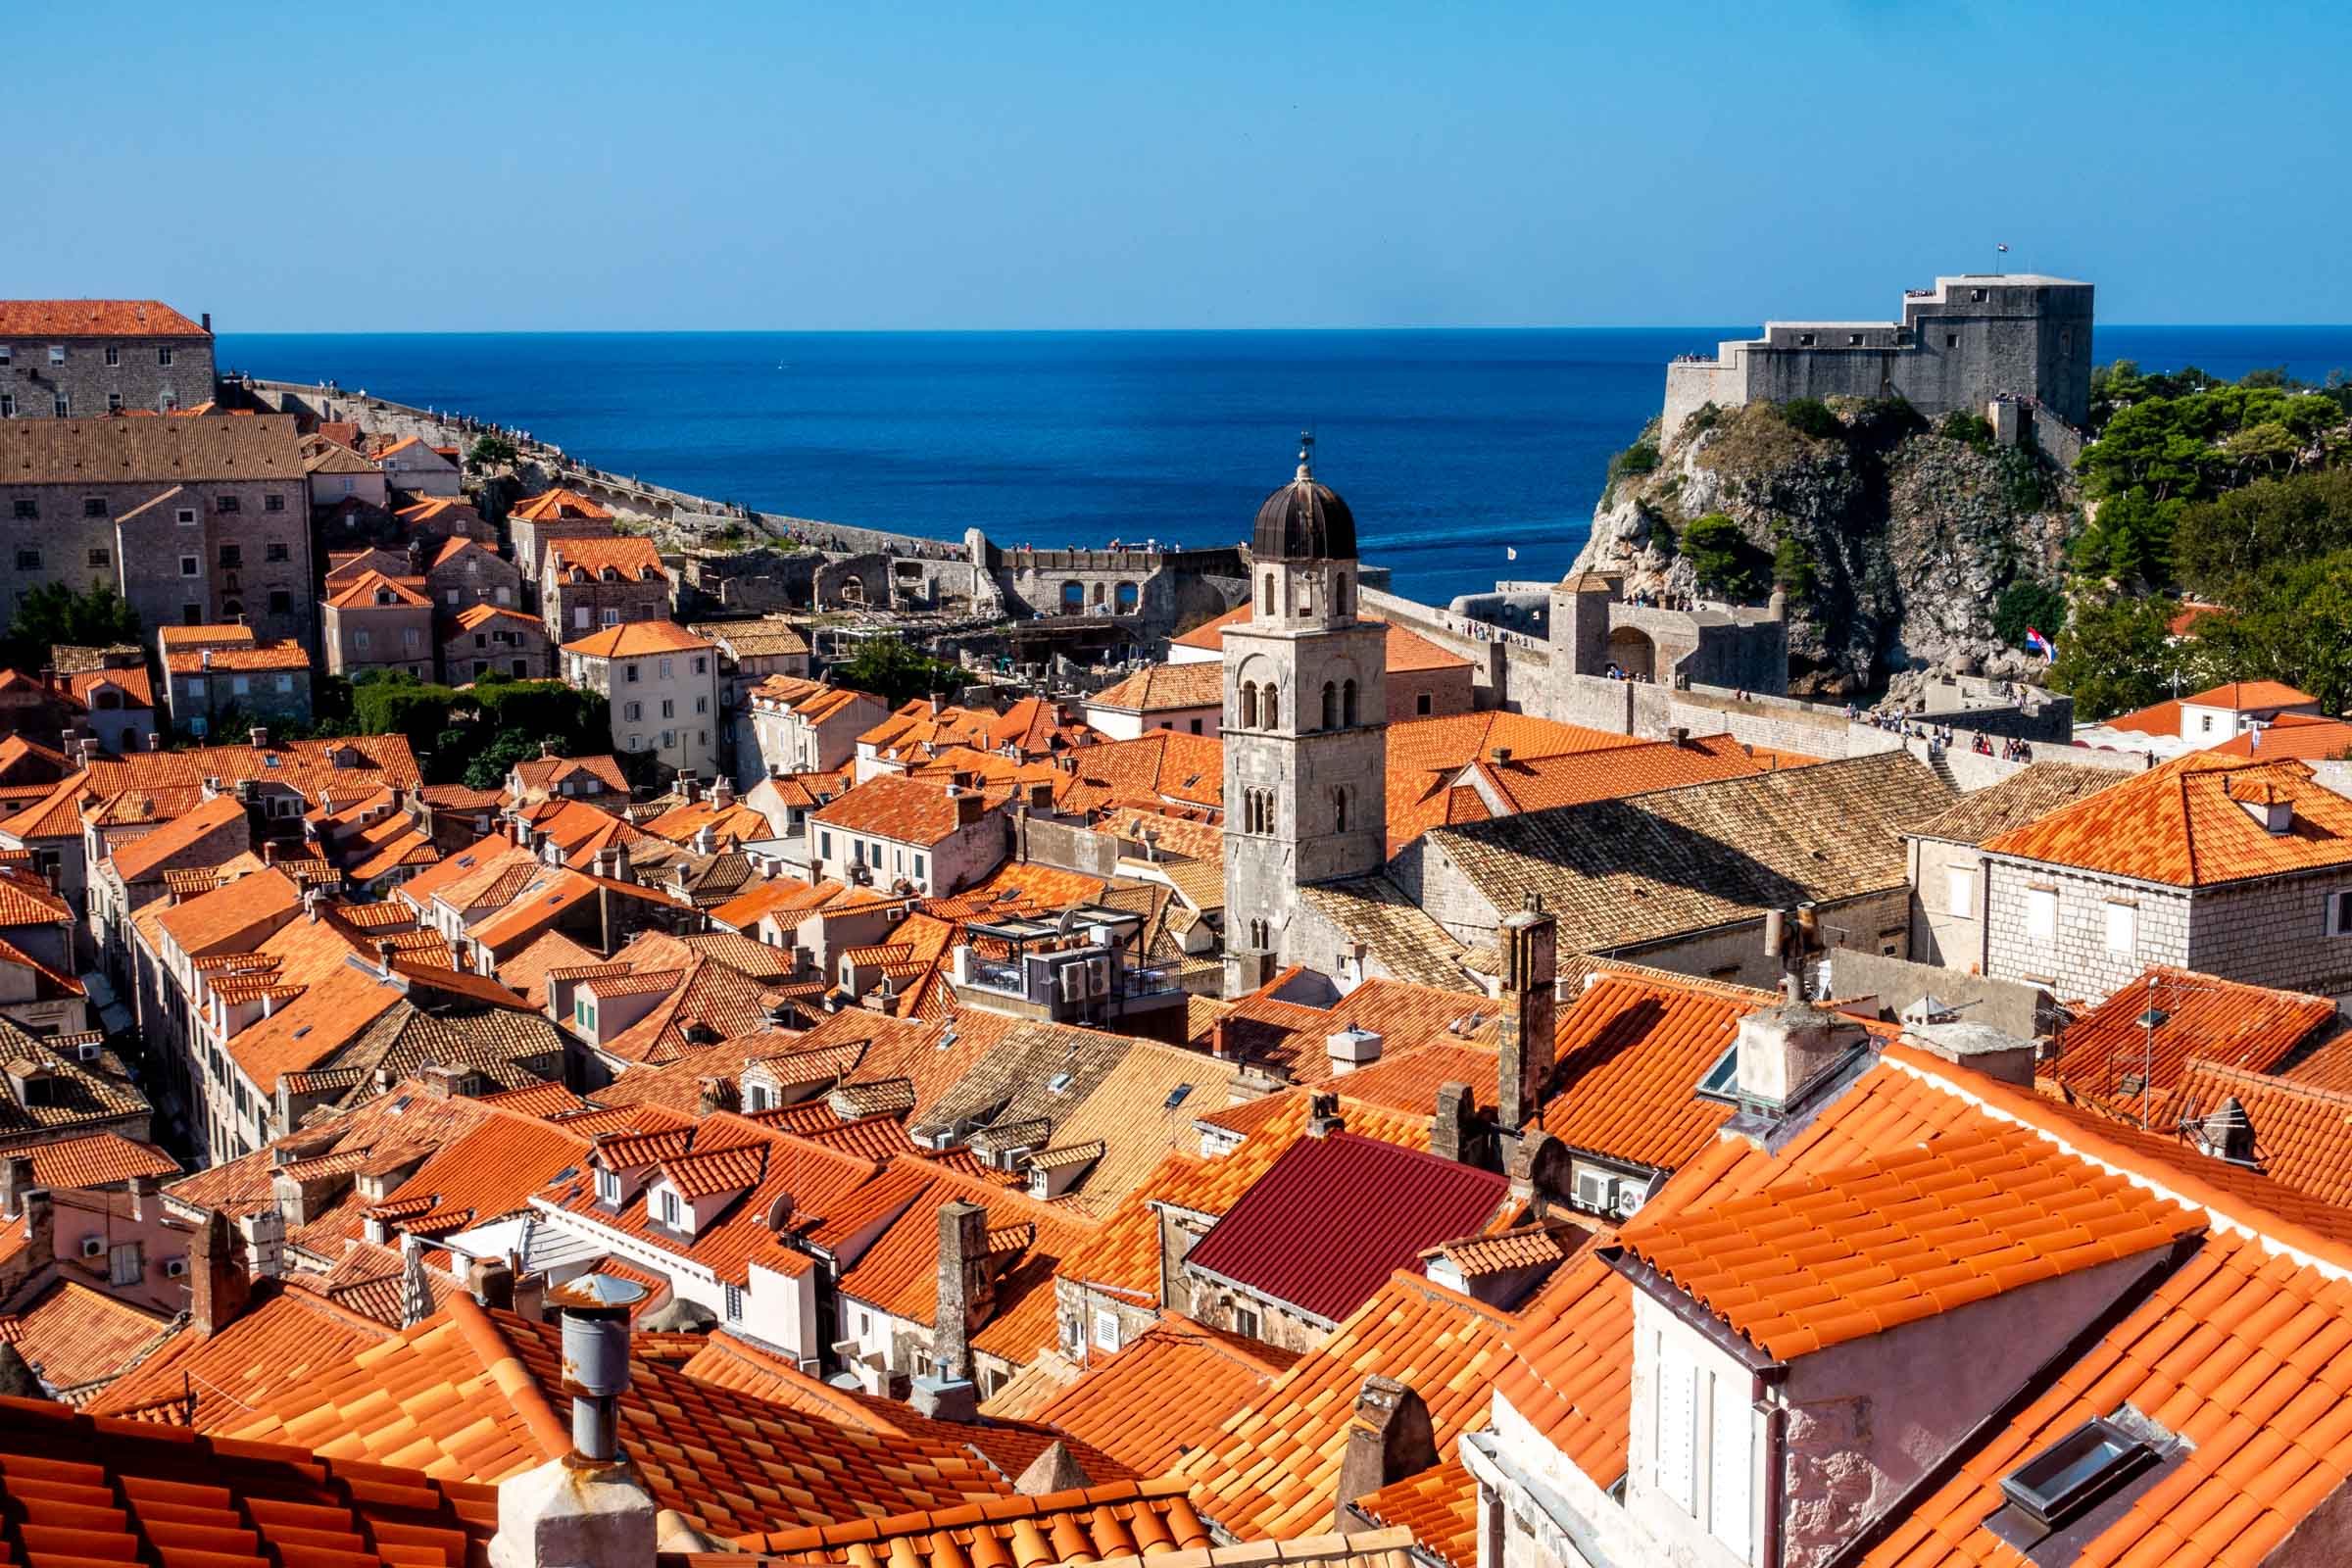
1297;430;1314;481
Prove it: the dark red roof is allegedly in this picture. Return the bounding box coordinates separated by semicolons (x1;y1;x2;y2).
1179;1130;1508;1324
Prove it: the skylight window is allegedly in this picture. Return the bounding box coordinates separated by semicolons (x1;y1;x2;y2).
1048;1071;1074;1094
1694;1047;1740;1102
1999;1415;2157;1529
1164;1083;1196;1109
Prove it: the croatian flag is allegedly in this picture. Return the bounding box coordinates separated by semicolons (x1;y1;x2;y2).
2025;626;2055;663
1997;243;2010;253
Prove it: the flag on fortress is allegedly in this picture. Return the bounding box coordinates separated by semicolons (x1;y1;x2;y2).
2025;625;2055;662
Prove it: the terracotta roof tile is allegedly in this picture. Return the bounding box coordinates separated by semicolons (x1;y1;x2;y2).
815;775;990;847
560;618;713;659
0;1280;171;1396
11;1132;178;1190
1983;754;2352;886
2048;966;2339;1123
736;1478;1209;1565
1175;1273;1515;1541
1622;1126;2204;1358
1086;662;1225;713
0;300;208;335
1025;1317;1298;1475
509;487;612;522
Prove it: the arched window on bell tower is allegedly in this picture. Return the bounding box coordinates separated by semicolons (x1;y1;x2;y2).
1321;682;1338;730
1240;682;1258;728
1263;684;1279;727
1343;679;1358;727
1332;785;1349;832
1260;572;1274;614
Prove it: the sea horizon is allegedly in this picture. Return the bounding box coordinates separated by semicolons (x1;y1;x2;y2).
221;324;2352;609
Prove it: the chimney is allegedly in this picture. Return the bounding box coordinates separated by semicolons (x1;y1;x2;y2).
0;1154;30;1218
421;1063;466;1100
1332;1377;1438;1532
1326;1026;1383;1076
695;1076;737;1116
191;1209;250;1338
469;1255;516;1311
1668;725;1690;747
128;1174;159;1222
145;730;161;752
1430;1082;1478;1165
712;778;735;808
690;824;716;857
1306;1091;1346;1138
2200;1097;2257;1164
240;1207;286;1281
1496;894;1557;1131
491;1279;657;1568
20;1190;50;1271
1734;999;1868;1113
261;841;278;866
250;726;269;749
956;791;985;828
202;312;212;332
376;938;400;973
931;1200;992;1382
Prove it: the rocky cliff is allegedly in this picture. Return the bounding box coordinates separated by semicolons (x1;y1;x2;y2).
1572;399;2078;699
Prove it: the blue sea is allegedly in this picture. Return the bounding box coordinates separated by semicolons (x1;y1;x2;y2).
219;326;2352;610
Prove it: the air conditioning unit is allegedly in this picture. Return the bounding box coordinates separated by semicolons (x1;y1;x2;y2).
1085;957;1111;996
1056;965;1085;1004
165;1257;188;1278
80;1237;106;1259
76;1041;100;1062
1572;1167;1615;1213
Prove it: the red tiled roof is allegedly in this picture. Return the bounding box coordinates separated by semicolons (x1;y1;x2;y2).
813;775;983;847
1179;1131;1508;1324
509;487;612;521
1981;753;2352;885
2172;1058;2352;1207
2206;710;2352;760
1025;1318;1297;1475
2047;965;2338;1121
560;620;713;659
0;301;208;336
1621;1126;2203;1359
1535;970;1755;1170
12;1132;178;1190
736;1479;1210;1565
544;535;663;582
2180;679;2317;710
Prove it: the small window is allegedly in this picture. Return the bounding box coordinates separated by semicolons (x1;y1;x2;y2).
104;344;122;367
110;1241;142;1286
12;499;35;519
1416;692;1433;716
265;493;285;513
1232;1305;1259;1339
2026;887;2057;942
219;544;241;567
179;555;199;577
660;1189;681;1226
1093;1308;1120;1351
724;1284;743;1320
595;1168;620;1204
1945;332;1959;349
15;549;40;571
47;345;66;366
1972;288;1987;302
82;496;106;517
0;395;13;417
87;548;111;567
2104;902;2136;956
267;540;289;562
1847;333;1863;346
269;590;291;615
216;494;240;514
159;346;174;367
1946;866;1974;919
1796;332;1815;346
107;392;123;413
1999;1416;2154;1530
2327;892;2352;937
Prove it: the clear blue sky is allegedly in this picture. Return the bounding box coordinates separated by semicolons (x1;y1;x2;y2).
21;1;2348;330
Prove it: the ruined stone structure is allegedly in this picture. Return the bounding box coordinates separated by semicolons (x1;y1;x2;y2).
1547;570;1789;694
1223;444;1388;983
1662;273;2094;441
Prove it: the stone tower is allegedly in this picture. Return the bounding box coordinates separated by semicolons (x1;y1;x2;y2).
1223;438;1389;991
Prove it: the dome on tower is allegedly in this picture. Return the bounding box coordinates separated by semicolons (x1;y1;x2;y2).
1252;438;1357;564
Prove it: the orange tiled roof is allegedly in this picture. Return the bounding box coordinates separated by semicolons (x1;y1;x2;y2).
1174;1272;1515;1541
544;534;663;581
736;1479;1211;1565
1087;662;1225;712
2046;965;2338;1121
813;775;985;847
1026;1317;1298;1475
2180;679;2318;710
1621;1126;2204;1359
1981;753;2352;886
2209;710;2352;760
324;568;431;610
225;1296;1010;1534
509;486;612;521
2172;1058;2352;1207
1353;1461;1479;1568
0;1394;497;1562
0;1280;170;1396
1534;970;1759;1171
0;300;208;336
561;619;715;659
108;793;246;883
12;1132;178;1190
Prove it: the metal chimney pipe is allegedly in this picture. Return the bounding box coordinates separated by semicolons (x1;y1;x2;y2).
551;1275;647;1464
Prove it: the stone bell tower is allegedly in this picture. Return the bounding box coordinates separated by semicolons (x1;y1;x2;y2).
1222;437;1389;993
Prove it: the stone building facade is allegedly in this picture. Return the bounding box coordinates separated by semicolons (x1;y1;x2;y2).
1222;446;1389;976
562;620;722;780
322;571;435;680
0;300;214;417
1662;273;2095;438
541;535;673;641
0;417;316;653
442;606;551;683
421;536;522;615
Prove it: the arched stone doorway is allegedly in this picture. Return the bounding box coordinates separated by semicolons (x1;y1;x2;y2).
1607;625;1656;681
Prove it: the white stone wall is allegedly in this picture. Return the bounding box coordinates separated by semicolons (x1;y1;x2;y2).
1983;857;2192;1003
